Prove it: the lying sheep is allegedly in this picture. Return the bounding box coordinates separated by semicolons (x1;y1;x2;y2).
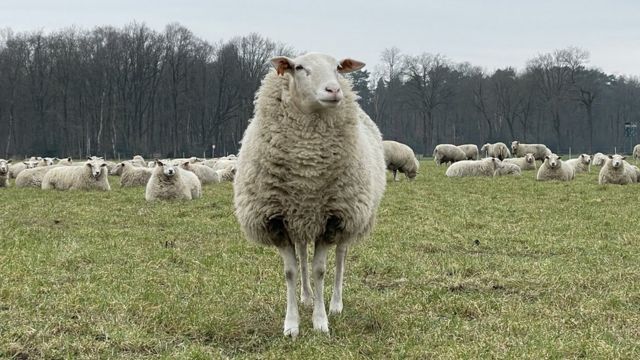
433;144;467;166
179;162;221;184
42;158;111;191
15;159;73;188
383;140;419;180
480;142;511;160
565;154;592;174
114;161;153;187
536;154;575;181
634;145;640;162
217;166;236;182
511;141;552;160
503;153;537;171
494;162;522;176
599;155;637;185
445;157;502;177
234;53;386;337
9;159;38;178
0;159;11;187
145;159;202;201
457;144;479;160
591;152;608;166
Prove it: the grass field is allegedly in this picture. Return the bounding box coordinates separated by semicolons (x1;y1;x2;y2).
1;160;640;359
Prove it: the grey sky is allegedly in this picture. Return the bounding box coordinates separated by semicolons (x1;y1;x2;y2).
1;0;638;76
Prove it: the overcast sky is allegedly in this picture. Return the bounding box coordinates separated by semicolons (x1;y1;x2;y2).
1;0;638;76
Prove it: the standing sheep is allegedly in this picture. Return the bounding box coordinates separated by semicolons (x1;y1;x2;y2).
480;142;511;160
445;157;502;177
234;53;386;337
179;162;221;184
536;154;575;181
565;154;592;174
457;144;479;160
42;158;111;191
0;159;11;187
591;152;608;166
114;161;153;187
503;153;537;171
145;159;202;201
433;144;467;166
383;140;419;181
511;141;552;160
599;155;637;185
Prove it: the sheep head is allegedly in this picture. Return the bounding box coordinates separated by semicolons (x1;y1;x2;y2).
545;154;561;169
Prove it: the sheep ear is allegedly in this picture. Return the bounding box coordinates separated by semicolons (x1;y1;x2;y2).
67;157;71;161
608;155;613;159
7;160;12;164
155;159;163;166
338;58;365;73
271;56;294;76
545;155;550;160
622;156;627;160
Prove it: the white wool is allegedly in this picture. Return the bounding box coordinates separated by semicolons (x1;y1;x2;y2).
383;140;420;181
445;157;501;177
117;161;153;187
145;160;202;201
536;154;575;181
42;159;111;191
180;162;221;184
565;154;592;174
433;144;467;166
457;144;479;160
15;160;73;188
480;142;511;160
503;153;537;170
494;162;522;176
0;159;11;188
511;141;552;160
591;153;608;166
599;155;636;185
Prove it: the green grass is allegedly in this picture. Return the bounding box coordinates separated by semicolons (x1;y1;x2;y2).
1;161;640;359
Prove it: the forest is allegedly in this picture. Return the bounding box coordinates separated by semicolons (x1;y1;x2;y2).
1;23;639;159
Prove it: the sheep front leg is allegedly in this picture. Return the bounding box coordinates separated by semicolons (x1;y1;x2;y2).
295;241;313;306
277;245;299;338
330;243;347;314
392;170;398;181
312;241;330;333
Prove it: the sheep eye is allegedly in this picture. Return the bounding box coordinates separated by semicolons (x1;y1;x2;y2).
295;65;304;71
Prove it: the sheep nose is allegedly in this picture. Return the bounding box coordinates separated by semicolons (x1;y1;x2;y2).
325;85;341;94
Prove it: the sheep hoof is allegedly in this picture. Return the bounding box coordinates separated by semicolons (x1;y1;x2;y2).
313;318;329;334
283;323;299;338
329;301;343;315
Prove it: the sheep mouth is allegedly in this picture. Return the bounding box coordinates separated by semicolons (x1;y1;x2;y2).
318;98;342;106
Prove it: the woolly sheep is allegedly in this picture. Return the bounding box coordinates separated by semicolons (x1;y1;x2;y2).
433;144;466;166
216;166;236;182
9;159;38;178
511;141;552;160
480;142;511;160
382;140;419;181
457;144;479;160
599;155;637;185
565;154;592;174
634;145;640;162
15;159;73;188
0;159;11;187
145;159;202;201
592;152;608;166
131;155;146;167
536;154;575;181
234;53;386;337
179;162;221;184
42;158;111;191
494;162;522;176
114;161;153;187
503;153;537;170
445;157;502;177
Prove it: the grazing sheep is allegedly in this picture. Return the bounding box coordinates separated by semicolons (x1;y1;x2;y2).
503;153;537;171
480;142;511;160
114;161;153;187
234;53;386;337
145;159;202;201
599;155;637;185
8;159;39;178
494;162;522;176
445;157;502;177
383;140;419;181
511;141;552;160
457;144;479;160
433;144;467;166
0;159;11;187
179;162;221;184
42;158;111;191
565;154;592;174
634;145;640;162
536;154;575;181
592;152;608;166
15;160;73;188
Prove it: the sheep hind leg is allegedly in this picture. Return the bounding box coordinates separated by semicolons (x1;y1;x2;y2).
277;245;300;338
296;241;313;306
329;243;347;315
392;170;398;181
312;240;330;333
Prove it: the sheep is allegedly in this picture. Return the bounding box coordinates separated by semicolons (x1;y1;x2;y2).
216;166;236;182
457;144;479;160
599;155;637;185
480;142;511;160
114;161;153;187
145;159;202;201
591;152;608;166
35;157;56;167
565;154;592;174
433;144;466;166
536;154;575;181
634;145;640;162
445;157;502;177
15;159;73;188
42;158;111;191
0;159;11;187
511;141;552;161
503;153;537;171
494;162;522;176
56;157;73;165
382;140;420;181
206;158;237;171
131;155;146;167
8;159;39;178
179;162;221;184
233;53;386;337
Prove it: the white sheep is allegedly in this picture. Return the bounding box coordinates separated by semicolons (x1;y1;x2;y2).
599;155;637;185
503;153;537;171
234;53;386;337
511;141;552;161
382;140;419;181
591;152;608;166
131;155;147;167
42;158;111;191
634;145;640;162
494;162;522;176
0;159;11;187
216;166;236;182
457;144;479;160
145;159;202;201
15;159;73;188
8;159;39;178
433;144;467;166
480;142;511;160
179;162;221;184
565;154;592;174
536;154;575;181
445;157;502;177
114;161;153;187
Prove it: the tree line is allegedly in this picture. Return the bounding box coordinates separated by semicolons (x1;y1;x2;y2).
1;23;639;159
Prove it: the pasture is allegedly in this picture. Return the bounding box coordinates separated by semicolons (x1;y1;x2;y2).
1;160;639;359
